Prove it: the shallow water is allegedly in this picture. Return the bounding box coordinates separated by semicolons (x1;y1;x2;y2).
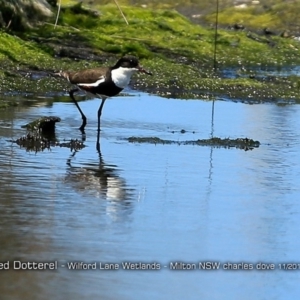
222;65;300;79
0;91;300;300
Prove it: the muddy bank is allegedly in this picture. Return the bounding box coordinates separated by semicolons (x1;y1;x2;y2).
2;59;300;105
1;44;299;104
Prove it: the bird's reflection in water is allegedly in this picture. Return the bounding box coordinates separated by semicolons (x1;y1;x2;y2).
65;147;137;220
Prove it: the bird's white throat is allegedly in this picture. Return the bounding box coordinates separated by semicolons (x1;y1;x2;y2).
111;67;137;89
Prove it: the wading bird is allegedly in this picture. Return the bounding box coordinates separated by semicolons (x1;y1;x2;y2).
55;56;152;145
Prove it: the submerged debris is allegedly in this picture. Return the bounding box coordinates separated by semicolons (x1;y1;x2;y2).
21;116;61;133
13;116;85;152
127;136;260;150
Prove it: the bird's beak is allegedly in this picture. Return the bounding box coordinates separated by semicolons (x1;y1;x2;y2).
138;66;153;75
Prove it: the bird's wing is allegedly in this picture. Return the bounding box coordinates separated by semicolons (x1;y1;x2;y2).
68;67;109;86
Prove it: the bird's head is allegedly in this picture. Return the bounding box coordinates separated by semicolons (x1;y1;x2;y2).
114;56;153;75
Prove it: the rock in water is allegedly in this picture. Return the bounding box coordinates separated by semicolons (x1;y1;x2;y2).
22;116;61;133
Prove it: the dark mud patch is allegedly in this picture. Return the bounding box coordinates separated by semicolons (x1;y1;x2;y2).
127;136;260;150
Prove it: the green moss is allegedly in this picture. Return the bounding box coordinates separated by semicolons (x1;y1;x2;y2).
7;3;300;66
1;2;300;103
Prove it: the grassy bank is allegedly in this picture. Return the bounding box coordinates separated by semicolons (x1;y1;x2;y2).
1;1;300;105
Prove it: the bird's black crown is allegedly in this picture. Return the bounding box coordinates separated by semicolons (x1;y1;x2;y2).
114;56;139;69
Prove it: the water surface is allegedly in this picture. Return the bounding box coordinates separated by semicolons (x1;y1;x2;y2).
0;91;300;300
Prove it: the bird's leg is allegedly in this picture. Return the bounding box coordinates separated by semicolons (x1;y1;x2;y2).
97;97;107;133
96;97;107;151
69;88;87;133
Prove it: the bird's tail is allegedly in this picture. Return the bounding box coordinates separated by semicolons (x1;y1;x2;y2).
50;71;70;82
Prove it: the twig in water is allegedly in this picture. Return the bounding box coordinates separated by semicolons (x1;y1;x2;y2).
211;0;219;138
213;0;219;71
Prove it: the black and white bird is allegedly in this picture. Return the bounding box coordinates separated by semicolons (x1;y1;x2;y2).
55;56;152;136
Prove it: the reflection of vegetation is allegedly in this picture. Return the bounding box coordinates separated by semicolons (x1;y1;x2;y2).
1;1;300;102
14;132;85;152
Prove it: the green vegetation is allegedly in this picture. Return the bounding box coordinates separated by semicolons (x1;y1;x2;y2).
1;1;300;103
205;1;300;33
